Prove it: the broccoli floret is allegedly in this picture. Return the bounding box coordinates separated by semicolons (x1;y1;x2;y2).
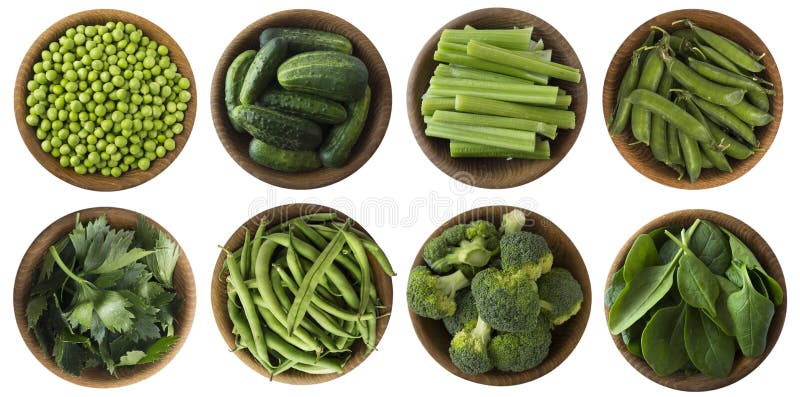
423;236;449;267
499;231;553;279
441;224;468;246
407;266;470;319
488;315;552;372
444;289;478;335
538;267;584;325
466;220;500;252
471;266;542;332
499;209;526;235
430;238;494;274
448;315;493;374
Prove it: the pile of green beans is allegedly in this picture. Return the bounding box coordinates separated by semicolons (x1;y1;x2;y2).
222;213;395;377
25;22;192;177
608;20;774;182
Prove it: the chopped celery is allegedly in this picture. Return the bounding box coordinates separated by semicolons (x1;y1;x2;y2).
455;95;576;129
434;50;549;85
450;139;550;159
437;41;467;53
430;76;558;98
529;38;545;51
431;110;557;139
466;40;581;83
425;121;537;153
434;65;532;85
421;97;455;116
510;49;553;61
440;27;533;51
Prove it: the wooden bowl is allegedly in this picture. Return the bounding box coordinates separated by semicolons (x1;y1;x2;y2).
14;9;197;192
407;8;587;189
210;203;394;384
603;9;783;190
408;205;591;385
13;207;196;388
211;10;392;190
604;209;787;391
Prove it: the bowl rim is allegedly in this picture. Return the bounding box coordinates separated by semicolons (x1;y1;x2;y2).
209;202;394;384
603;208;787;391
210;8;393;190
405;7;588;189
13;8;197;192
13;206;197;388
407;204;591;386
602;8;783;190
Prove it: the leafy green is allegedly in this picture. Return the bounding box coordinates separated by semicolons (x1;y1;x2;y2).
677;254;719;315
608;257;679;334
687;220;731;274
707;276;737;336
604;268;625;308
684;306;735;378
727;262;775;357
26;214;181;376
641;303;688;376
623;234;661;283
136;215;179;288
722;227;783;305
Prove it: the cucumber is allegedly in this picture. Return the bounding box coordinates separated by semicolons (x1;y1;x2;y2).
232;105;323;151
258;88;347;124
277;51;368;102
225;50;257;133
319;86;371;167
259;27;353;54
249;138;322;173
240;37;288;105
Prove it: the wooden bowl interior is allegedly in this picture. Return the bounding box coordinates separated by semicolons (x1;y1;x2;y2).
604;209;787;391
13;207;196;388
406;7;587;189
211;9;392;190
408;205;591;385
210;203;394;384
14;9;197;192
602;9;783;190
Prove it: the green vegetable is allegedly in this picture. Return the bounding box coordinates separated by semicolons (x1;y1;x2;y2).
687;220;731;275
449;316;493;374
677;255;719;315
277;51;369;102
27;214;181;376
443;289;478;335
466;40;582;83
248;138;322;173
440;27;533;51
427;76;559;105
471;266;542;332
623;234;661;283
455;95;576;129
425;122;537;153
407;267;470;319
232;104;323;151
487;315;551;372
259;27;353;54
727;262;774;357
319;86;371;168
499;231;553;279
448;140;550;159
225;50;257;132
537;268;584;325
257;88;347;125
684;306;735;378
240;37;288;105
641;303;688;376
432;110;557;138
25;22;192;177
608;253;679;335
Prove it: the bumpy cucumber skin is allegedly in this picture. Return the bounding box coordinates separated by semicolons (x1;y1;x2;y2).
232;105;323;151
259;28;353;54
277;51;368;102
240;37;288;105
225;50;257;133
258;89;347;124
319;86;371;167
248;137;322;173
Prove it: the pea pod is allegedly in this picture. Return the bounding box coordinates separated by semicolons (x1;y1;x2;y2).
661;49;745;107
686;57;773;95
630;47;665;145
683;97;732;172
726;99;773;127
692;95;756;146
684;20;764;73
609;49;644;134
626;89;712;144
693;44;742;74
666;122;684;166
747;90;771;112
650;73;673;163
707;121;753;160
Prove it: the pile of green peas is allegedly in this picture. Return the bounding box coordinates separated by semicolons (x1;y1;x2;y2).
25;21;192;177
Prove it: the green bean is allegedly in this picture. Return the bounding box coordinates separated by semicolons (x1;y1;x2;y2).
225;242;269;364
247;219;267;278
693;44;742;74
363;240;396;277
365;305;378;354
253;239;284;319
666;121;684;166
707;121;753;160
684;98;732;172
726;99;773;126
609;49;643;134
285;232;306;286
336;321;358;351
291;219;329;250
269;356;298;378
274;265;374;322
661;49;745;106
686;57;773;95
263;328;343;372
747;90;771;112
340;228;372;317
650;73;673;162
630;48;664;145
685;20;764;73
626;89;712;143
265;213;337;234
292;363;341;375
227;286;256;354
692;95;756;146
255;304;319;353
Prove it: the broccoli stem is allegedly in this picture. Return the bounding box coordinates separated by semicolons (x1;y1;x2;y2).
473;316;493;344
437;270;470;298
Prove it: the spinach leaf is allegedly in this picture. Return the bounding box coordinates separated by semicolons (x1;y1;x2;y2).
722;227;783;306
609;258;679;335
706;275;737;336
684;306;735;378
727;262;775;357
621;316;648;358
624;234;661;283
604;268;625;308
641;303;688;376
677;254;719;315
688;220;731;275
659;240;680;268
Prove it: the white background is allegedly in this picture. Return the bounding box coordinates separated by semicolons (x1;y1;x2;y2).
1;0;794;395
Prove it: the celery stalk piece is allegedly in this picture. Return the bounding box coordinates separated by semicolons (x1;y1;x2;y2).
430;110;557;139
455;95;576;129
429;76;558;98
421;97;456;116
434;65;533;85
449;139;550;159
427;87;556;105
440;27;533;51
437;41;468;54
434;50;549;85
425;122;537;153
466;40;581;83
529;39;545;51
510;49;553;61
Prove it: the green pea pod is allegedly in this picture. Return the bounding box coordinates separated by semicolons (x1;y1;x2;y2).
674;99;703;182
692;96;757;146
650;73;673;162
726;99;773;127
685;20;764;73
661;50;745;107
747;90;771;112
609;50;643;134
693;44;742;74
630;47;665;145
686;57;773;94
683;98;732;172
666;121;684;166
707;121;753;160
626;89;712;144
